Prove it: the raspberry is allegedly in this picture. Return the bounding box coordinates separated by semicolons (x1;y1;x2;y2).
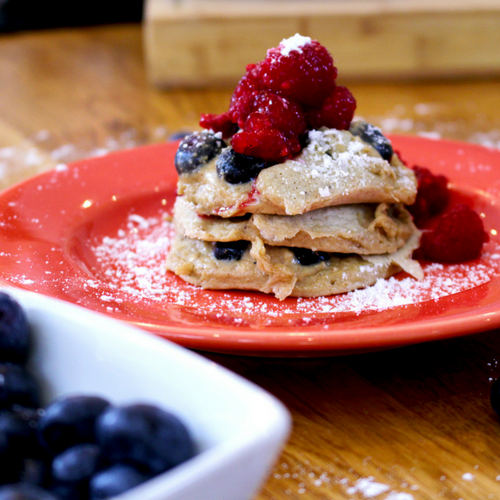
198;35;356;164
419;204;489;263
258;37;337;107
229;63;264;128
231;128;297;162
199;112;238;139
306;86;356;131
228;91;306;162
249;91;307;137
408;166;450;227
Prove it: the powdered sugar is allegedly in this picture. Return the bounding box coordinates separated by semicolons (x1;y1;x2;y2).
289;129;391;197
347;477;390;497
279;34;312;57
88;212;500;326
270;461;419;499
94;214;175;298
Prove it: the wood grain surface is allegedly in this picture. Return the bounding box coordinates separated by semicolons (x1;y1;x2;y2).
2;23;500;500
144;0;500;87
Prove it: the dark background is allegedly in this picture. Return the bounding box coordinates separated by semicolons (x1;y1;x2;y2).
0;0;144;31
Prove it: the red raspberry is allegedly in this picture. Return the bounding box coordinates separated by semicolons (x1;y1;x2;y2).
231;128;298;162
199;112;238;139
199;35;357;164
229;91;306;162
244;112;274;133
228;63;264;128
306;86;356;130
248;91;307;137
258;37;337;108
408;166;450;227
420;204;489;263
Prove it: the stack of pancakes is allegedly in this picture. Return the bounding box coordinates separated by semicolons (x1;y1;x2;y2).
166;125;423;299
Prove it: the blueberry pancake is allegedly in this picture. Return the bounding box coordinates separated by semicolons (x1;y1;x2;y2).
166;35;423;299
175;127;417;218
173;197;417;255
166;232;423;300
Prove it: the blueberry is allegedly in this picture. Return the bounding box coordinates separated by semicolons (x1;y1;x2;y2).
19;458;52;489
0;293;31;364
89;464;150;500
96;403;195;474
0;364;40;410
174;131;225;175
169;130;192;141
48;480;87;500
0;448;23;485
38;396;111;455
52;444;103;483
0;484;58;500
216;148;268;184
291;248;330;266
0;409;50;486
0;410;40;459
213;241;250;261
349;121;393;162
11;406;44;430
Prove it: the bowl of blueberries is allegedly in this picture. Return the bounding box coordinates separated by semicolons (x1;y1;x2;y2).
0;287;291;500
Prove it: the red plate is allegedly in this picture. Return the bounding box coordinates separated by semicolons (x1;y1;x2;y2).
0;136;500;357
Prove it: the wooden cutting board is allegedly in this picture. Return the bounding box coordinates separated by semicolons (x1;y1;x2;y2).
143;0;500;88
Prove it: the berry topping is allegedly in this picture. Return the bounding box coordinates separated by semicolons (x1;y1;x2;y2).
229;90;307;162
291;248;330;266
216;148;268;184
198;34;355;166
199;112;238;139
408;165;450;226
419;204;489;263
258;35;337;108
175;131;225;175
213;241;250;261
248;91;307;138
348;120;393;162
229;62;265;129
231;128;297;163
307;86;357;131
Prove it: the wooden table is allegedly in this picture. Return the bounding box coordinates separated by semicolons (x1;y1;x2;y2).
2;23;500;500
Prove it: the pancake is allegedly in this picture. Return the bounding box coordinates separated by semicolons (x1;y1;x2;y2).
166;231;423;300
173;196;417;255
177;128;417;218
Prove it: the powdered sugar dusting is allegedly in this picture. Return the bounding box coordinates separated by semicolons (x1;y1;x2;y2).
347;476;390;496
93;214;176;298
88;212;500;326
279;34;312;57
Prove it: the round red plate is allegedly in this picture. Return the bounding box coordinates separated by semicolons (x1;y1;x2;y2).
1;136;500;357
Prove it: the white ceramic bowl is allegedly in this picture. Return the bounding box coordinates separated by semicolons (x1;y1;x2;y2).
2;287;291;500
